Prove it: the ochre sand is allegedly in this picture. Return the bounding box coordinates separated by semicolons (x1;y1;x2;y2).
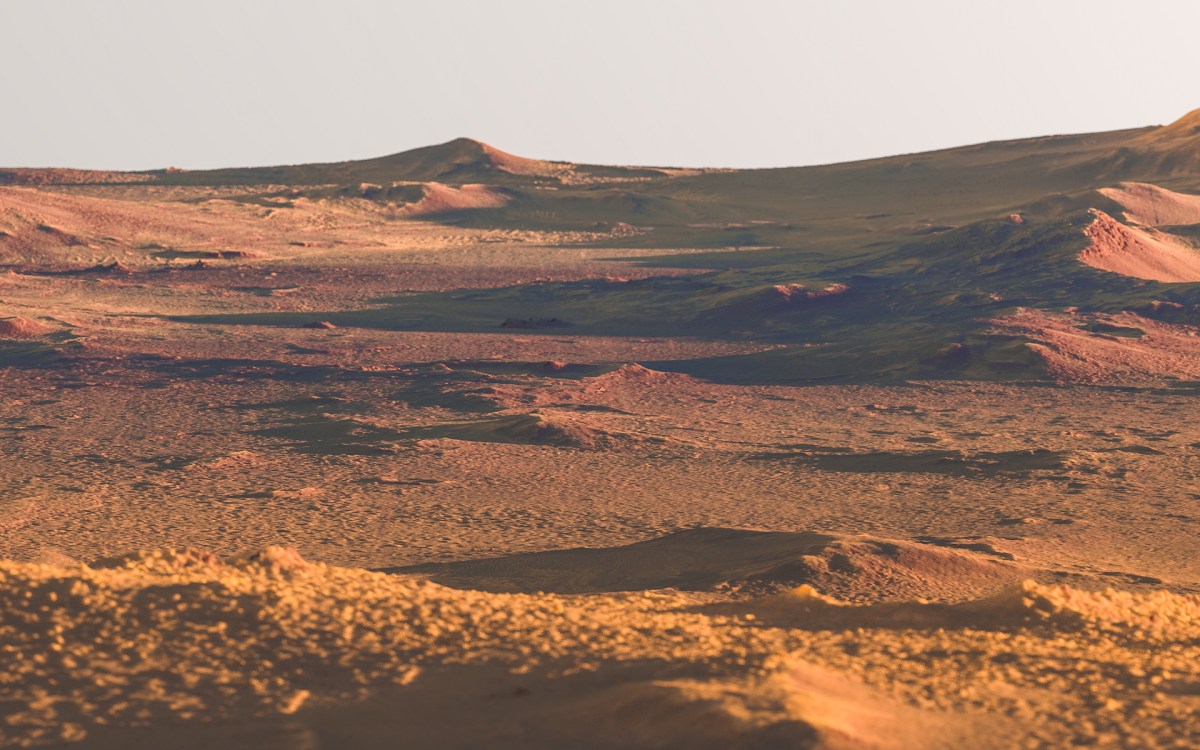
3;548;1198;749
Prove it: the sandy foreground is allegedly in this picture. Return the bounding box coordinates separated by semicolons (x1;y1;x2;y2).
2;548;1198;749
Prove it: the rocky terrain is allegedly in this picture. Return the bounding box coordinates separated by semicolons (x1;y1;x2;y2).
3;111;1200;747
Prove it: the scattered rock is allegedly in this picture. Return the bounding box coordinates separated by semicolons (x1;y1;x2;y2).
772;282;850;304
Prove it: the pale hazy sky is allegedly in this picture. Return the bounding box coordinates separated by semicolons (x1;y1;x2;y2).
3;0;1198;171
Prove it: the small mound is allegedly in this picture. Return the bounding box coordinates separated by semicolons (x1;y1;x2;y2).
440;412;618;450
608;362;671;379
1099;182;1200;226
587;363;682;387
738;534;1031;601
78;260;133;275
399;182;511;216
0;316;51;338
745;579;1200;641
1079;209;1200;282
529;662;949;750
90;546;225;573
91;546;310;575
393;528;1034;600
226;546;312;573
574;363;694;399
710;282;852;320
770;282;850;304
1133;299;1200;325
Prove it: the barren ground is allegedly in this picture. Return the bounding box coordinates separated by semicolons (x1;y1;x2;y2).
3;153;1200;748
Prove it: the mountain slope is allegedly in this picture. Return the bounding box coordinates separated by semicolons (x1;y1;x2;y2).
141;138;680;188
9;110;1200;383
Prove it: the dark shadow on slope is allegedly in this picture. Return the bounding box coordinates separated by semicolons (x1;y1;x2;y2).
251;415;406;456
753;448;1071;477
386;527;1034;601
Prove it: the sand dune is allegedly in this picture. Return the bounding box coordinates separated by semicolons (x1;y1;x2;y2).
392;527;1034;600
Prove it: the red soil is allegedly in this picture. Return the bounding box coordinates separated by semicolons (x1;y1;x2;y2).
1099;182;1200;226
990;308;1200;384
1078;210;1200;283
0;316;52;338
479;142;569;178
399;183;511;216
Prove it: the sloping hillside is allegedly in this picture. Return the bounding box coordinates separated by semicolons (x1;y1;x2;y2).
8;110;1200;383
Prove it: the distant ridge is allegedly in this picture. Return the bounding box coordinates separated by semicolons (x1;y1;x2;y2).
6;108;1200;384
136;137;674;188
321;137;573;182
1141;108;1200;142
4;109;1200;189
